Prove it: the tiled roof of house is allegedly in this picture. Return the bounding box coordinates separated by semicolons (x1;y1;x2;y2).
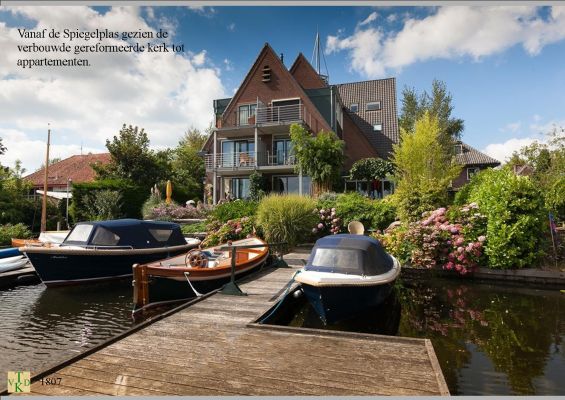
455;142;500;166
336;78;399;158
24;153;111;187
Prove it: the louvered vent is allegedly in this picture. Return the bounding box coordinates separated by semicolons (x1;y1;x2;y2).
262;65;271;82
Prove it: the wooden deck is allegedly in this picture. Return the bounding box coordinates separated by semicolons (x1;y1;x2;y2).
0;264;39;289
25;248;449;396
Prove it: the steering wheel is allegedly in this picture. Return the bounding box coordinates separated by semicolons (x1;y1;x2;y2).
185;249;209;268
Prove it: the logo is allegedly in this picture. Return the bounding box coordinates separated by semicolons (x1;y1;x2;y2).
7;371;31;393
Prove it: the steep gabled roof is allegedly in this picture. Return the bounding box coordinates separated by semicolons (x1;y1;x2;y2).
219;43;331;133
24;153;111;187
289;52;328;89
455;142;500;166
336;78;399;158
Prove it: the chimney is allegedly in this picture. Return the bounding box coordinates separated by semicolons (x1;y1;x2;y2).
280;53;284;65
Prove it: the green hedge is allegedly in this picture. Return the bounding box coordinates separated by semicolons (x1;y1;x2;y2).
0;223;32;246
210;200;258;223
70;179;149;222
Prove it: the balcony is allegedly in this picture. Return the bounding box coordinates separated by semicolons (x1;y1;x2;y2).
219;103;306;130
205;151;296;171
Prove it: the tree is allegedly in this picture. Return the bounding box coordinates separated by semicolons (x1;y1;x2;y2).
249;171;266;201
36;157;61;172
93;124;169;186
290;123;345;196
0;137;5;156
392;112;461;221
349;158;394;197
170;127;209;202
399;80;464;151
507;125;565;220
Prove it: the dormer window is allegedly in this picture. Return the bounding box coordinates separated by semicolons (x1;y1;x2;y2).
350;103;359;113
366;101;381;111
373;123;383;133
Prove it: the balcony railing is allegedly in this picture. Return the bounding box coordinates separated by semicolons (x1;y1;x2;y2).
221;104;304;128
205;151;296;169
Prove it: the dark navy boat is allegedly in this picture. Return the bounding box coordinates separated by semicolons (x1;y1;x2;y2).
295;234;401;325
22;219;199;286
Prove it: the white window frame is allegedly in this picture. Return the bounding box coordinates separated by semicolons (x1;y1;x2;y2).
366;101;381;111
350;103;359;113
373;123;383;132
467;167;480;180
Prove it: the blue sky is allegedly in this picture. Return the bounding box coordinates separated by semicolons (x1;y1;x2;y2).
0;5;564;171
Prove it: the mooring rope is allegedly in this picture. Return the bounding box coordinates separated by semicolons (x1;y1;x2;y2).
259;269;302;323
183;271;204;297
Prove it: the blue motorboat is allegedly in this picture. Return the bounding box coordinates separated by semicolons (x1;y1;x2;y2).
0;247;21;259
22;219;200;286
295;234;401;325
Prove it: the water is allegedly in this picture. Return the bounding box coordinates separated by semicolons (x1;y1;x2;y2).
265;279;565;395
0;281;137;388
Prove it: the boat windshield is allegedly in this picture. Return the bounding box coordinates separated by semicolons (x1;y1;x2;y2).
310;248;363;273
65;224;94;244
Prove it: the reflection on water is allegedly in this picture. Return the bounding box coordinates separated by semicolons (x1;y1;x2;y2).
265;280;565;395
399;279;565;395
0;281;135;387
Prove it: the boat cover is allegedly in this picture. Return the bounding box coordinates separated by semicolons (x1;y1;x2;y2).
62;219;186;249
304;234;394;276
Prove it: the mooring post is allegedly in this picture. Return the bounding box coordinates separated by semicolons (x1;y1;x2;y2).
219;247;247;296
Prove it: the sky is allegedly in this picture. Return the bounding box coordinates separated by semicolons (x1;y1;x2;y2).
0;4;564;173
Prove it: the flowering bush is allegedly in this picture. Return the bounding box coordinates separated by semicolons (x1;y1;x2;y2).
145;201;208;221
375;204;487;275
312;207;342;236
202;216;256;247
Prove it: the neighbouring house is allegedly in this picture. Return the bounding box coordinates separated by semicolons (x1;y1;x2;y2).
24;153;111;199
203;42;499;202
452;142;501;189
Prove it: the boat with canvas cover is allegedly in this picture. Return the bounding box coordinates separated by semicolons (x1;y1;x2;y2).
22;219;199;286
295;233;401;325
11;230;70;248
0;255;28;273
132;237;269;313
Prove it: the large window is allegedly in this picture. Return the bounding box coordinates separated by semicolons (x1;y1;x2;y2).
238;104;257;126
273;175;311;195
221;140;255;167
344;179;394;199
366;101;381;111
66;224;94;244
227;177;250;199
91;227;120;246
272;138;294;165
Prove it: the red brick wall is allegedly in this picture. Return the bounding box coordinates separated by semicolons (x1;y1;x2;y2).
220;45;330;134
290;54;327;90
341;112;379;170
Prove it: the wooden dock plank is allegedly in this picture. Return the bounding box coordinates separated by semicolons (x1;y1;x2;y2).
26;250;449;396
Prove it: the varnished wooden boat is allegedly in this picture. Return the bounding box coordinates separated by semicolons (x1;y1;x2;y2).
133;237;269;313
11;230;70;248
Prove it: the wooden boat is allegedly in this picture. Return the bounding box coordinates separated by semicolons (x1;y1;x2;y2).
11;230;70;248
0;247;21;259
22;219;200;287
133;237;269;313
0;255;27;273
295;234;401;325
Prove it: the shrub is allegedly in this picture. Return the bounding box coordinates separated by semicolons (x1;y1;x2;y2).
181;221;207;234
312;206;342;236
249;171;266;202
256;194;317;248
202;217;256;247
70;179;148;222
210;200;258;223
145;201;208;221
334;193;397;231
0;223;32;246
82;190;123;221
467;169;546;269
371;200;397;231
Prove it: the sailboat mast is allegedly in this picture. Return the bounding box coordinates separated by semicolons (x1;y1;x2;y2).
40;124;50;232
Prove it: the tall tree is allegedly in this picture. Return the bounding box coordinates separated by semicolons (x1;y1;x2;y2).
171;128;207;201
290;123;344;195
94;124;168;185
399;80;464;151
0;137;5;156
393;112;461;221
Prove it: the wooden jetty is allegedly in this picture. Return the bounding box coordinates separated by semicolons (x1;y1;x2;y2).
0;264;39;289
24;248;449;396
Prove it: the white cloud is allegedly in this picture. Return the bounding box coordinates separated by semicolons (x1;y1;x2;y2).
386;14;397;23
482;137;539;164
326;6;565;78
223;58;233;71
499;121;522;133
358;12;377;27
0;6;226;171
0;128;104;173
191;50;207;66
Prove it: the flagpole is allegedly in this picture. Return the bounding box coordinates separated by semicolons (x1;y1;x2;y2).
40;124;51;232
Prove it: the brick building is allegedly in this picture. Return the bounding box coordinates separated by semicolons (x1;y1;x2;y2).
203;43;499;202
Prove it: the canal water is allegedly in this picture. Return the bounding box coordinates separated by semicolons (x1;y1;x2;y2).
1;278;564;395
0;280;137;389
266;278;565;395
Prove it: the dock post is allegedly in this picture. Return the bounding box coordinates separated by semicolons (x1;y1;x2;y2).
219;247;247;296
